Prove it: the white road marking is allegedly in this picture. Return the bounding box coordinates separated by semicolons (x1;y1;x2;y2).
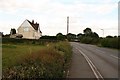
76;48;104;80
96;49;119;60
110;55;120;59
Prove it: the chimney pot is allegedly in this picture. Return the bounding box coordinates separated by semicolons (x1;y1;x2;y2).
32;20;34;24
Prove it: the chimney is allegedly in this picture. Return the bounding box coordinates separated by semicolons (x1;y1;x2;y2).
32;20;34;24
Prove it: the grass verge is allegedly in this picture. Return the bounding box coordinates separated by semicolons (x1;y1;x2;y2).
2;41;72;79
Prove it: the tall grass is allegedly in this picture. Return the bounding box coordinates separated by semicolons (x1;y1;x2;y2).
2;44;45;69
2;41;72;79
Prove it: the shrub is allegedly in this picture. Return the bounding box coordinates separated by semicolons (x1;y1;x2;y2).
40;36;57;40
2;41;72;79
2;38;58;45
100;38;119;49
81;37;93;44
80;36;99;45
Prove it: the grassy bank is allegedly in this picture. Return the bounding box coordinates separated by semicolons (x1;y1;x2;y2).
2;40;72;79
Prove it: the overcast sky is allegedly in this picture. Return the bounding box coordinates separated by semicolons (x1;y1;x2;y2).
0;0;119;37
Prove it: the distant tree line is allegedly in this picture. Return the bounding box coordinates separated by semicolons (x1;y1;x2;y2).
2;27;119;49
40;33;77;41
53;27;119;49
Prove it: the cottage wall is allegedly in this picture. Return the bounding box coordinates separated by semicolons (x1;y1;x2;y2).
17;20;42;39
18;27;35;39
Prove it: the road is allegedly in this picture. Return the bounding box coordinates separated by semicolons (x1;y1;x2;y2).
68;42;119;79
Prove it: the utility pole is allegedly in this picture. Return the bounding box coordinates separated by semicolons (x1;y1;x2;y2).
67;16;69;35
101;29;104;37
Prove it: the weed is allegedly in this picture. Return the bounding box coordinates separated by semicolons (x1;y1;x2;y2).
2;41;72;79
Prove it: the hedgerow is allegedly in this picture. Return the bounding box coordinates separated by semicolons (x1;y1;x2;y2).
2;38;58;45
100;38;119;49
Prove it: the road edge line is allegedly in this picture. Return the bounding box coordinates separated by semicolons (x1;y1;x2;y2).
76;48;104;80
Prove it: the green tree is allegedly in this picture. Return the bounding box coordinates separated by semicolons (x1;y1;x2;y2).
77;33;83;38
91;32;99;38
10;28;16;35
83;28;92;35
83;28;99;38
56;33;66;40
106;35;113;38
77;33;83;40
67;33;76;41
81;28;99;44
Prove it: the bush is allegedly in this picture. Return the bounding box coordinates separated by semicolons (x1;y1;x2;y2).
100;38;119;49
2;38;58;45
40;36;57;40
3;48;64;78
81;37;93;44
80;36;99;44
2;41;72;79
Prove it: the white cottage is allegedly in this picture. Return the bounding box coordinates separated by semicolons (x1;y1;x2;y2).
17;19;42;39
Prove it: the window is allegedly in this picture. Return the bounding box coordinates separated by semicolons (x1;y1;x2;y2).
24;28;29;32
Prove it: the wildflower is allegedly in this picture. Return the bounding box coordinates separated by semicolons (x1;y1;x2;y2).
31;66;34;70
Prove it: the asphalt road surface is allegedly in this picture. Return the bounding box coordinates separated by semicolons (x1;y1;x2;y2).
68;42;119;79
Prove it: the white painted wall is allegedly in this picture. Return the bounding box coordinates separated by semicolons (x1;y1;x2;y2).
17;19;42;39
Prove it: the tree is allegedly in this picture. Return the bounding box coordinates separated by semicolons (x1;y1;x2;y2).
80;28;99;44
106;35;113;38
114;36;117;38
83;28;99;38
83;28;92;35
91;32;99;38
4;34;10;38
56;33;66;40
0;32;4;37
10;28;16;35
67;33;76;41
77;33;83;40
77;33;83;37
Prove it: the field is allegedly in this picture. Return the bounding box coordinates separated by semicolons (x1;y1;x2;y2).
2;39;72;79
2;44;45;69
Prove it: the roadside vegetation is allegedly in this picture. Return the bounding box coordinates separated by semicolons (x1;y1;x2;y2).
3;27;119;50
2;38;72;79
100;37;119;49
77;28;99;44
76;28;119;49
